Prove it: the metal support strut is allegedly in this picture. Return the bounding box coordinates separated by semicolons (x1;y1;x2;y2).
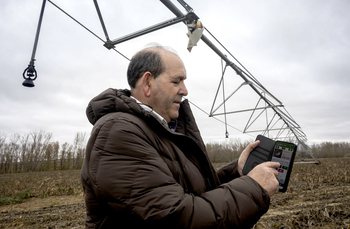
22;0;47;87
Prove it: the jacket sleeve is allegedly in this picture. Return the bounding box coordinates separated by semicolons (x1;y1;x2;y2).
90;115;270;229
216;159;241;184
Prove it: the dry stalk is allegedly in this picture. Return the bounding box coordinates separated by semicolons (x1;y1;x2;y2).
6;215;22;228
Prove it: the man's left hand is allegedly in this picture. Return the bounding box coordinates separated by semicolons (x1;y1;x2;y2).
237;140;260;176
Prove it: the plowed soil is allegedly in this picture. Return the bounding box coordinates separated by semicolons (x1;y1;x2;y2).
1;157;349;228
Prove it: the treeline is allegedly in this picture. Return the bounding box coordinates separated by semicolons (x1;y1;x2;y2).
206;139;251;163
0;131;86;174
310;142;350;158
1;131;350;174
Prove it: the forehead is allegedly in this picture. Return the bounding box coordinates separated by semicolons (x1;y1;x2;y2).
161;50;186;76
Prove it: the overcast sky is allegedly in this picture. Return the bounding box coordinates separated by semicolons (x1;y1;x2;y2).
1;0;350;146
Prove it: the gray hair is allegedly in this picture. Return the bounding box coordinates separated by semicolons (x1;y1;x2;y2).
127;44;177;88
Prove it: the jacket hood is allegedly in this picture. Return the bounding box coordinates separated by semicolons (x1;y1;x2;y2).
86;88;145;125
85;88;206;151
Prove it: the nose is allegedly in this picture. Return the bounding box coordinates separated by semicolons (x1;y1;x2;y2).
179;81;188;96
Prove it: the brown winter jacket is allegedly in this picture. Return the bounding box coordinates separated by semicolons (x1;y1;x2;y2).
81;88;270;229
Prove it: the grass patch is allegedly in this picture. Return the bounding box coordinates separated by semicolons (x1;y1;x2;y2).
0;189;32;206
52;201;60;206
0;170;82;201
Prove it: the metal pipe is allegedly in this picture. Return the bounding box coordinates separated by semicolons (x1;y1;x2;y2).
30;0;47;62
22;0;47;87
93;0;110;41
211;105;284;116
106;14;190;48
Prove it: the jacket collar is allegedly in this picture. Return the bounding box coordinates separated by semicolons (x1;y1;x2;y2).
130;96;168;126
86;88;178;131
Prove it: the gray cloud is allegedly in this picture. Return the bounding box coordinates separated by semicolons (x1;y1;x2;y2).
1;0;349;145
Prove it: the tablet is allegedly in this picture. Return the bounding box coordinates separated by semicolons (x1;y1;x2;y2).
242;135;297;192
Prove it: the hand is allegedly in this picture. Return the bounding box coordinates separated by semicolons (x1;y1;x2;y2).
247;162;280;197
238;140;260;176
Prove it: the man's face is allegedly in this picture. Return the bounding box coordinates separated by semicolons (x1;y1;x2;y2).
149;51;188;123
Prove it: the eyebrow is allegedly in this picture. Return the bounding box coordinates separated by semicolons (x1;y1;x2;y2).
172;75;186;80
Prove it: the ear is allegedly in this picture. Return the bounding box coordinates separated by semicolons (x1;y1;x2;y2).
141;72;153;97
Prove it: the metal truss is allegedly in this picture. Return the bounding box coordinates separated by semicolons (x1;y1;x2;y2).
25;0;318;163
91;0;318;163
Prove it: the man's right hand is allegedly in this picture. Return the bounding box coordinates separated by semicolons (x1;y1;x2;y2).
247;162;280;197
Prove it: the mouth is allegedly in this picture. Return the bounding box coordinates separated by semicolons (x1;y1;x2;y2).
173;100;181;105
174;97;182;104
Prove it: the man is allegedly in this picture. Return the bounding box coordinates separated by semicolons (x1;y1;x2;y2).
81;44;280;229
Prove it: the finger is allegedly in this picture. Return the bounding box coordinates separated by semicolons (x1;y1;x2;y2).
264;161;280;169
276;178;280;192
272;168;279;177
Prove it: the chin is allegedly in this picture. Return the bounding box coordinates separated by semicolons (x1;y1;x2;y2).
169;113;179;121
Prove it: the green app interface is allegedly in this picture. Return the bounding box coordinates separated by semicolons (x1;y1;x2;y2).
271;142;295;187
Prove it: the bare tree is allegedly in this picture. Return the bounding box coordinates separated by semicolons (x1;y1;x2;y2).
51;141;60;170
60;142;72;170
72;132;86;169
45;143;53;171
20;133;30;172
0;133;7;173
9;134;20;173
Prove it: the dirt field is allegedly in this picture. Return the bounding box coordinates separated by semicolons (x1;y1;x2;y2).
1;157;349;228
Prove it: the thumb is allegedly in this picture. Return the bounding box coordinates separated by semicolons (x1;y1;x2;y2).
243;140;260;156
